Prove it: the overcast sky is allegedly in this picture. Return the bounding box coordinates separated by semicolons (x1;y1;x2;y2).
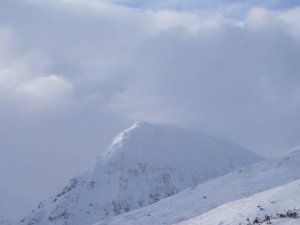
1;0;300;220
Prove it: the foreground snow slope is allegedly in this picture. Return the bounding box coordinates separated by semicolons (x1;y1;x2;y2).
179;179;300;225
99;150;300;225
16;121;262;225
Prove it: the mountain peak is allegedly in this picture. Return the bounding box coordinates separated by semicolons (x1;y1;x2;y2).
132;120;153;128
17;122;263;225
103;121;156;159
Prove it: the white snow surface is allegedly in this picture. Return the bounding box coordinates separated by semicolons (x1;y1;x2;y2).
179;179;300;225
98;149;300;225
13;121;262;225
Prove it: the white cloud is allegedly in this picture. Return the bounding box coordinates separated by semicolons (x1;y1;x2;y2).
14;75;73;110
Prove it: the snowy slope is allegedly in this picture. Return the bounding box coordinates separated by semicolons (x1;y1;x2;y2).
179;179;300;225
99;150;300;225
14;121;262;225
285;145;300;155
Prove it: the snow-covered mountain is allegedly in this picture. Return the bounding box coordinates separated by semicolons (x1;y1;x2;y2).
100;149;300;225
179;178;300;225
14;121;262;225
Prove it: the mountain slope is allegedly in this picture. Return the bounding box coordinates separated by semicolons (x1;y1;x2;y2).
99;150;300;225
179;179;300;225
15;121;262;225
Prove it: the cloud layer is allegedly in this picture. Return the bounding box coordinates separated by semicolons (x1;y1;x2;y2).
0;0;300;220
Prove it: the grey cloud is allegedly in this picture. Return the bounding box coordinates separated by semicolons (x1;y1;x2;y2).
118;15;300;154
101;0;300;17
0;0;300;220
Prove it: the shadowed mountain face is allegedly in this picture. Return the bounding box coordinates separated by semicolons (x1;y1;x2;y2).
17;121;263;225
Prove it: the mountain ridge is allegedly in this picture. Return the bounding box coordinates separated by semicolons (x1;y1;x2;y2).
179;178;300;225
15;121;262;225
99;150;300;225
